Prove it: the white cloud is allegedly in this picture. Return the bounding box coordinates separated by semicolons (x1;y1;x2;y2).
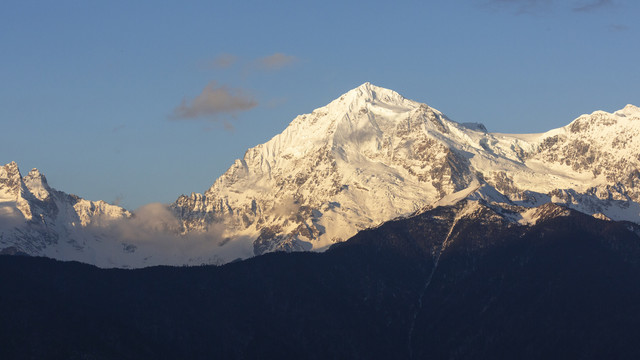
210;53;237;69
256;53;297;71
87;203;254;265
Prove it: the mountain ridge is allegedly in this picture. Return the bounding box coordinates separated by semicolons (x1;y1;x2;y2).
1;83;639;266
0;161;131;261
172;83;640;261
3;192;640;358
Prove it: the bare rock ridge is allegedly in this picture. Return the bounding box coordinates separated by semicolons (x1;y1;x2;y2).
1;83;639;267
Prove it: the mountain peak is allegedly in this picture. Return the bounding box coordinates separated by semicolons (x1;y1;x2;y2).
308;83;421;132
352;82;378;94
27;168;43;178
24;168;51;200
0;162;23;188
564;104;640;134
615;104;640;117
1;161;21;176
345;82;406;104
317;83;414;115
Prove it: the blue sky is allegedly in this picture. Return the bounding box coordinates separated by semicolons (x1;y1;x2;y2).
1;0;638;209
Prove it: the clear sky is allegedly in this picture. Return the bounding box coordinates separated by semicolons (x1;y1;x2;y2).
1;0;638;210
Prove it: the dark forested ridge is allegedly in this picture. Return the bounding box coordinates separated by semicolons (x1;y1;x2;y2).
2;201;640;359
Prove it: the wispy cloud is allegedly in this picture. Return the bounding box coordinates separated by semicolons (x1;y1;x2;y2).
171;81;257;120
209;53;237;69
572;0;613;12
481;0;617;14
203;52;298;74
256;53;297;71
266;97;288;109
608;23;628;31
222;120;235;132
112;124;126;133
482;0;552;15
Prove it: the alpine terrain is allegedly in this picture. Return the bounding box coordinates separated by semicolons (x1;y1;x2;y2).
3;83;640;358
172;83;640;261
0;162;130;264
1;83;639;266
2;198;640;358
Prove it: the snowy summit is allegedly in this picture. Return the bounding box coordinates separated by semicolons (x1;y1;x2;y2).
173;83;640;260
2;83;640;267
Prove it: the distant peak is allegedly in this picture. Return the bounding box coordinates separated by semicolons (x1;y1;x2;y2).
28;168;42;177
338;82;409;108
567;104;640;133
348;82;379;98
25;168;48;184
23;167;51;199
351;82;397;96
1;161;22;179
3;161;19;171
615;104;640;117
0;162;23;195
353;82;379;92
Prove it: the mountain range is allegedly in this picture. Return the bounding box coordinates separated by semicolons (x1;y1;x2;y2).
1;83;639;267
2;197;640;358
3;83;640;358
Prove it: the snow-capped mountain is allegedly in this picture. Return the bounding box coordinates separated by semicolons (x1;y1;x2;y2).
173;82;640;259
2;83;639;267
0;162;131;262
0;162;243;267
5;196;640;359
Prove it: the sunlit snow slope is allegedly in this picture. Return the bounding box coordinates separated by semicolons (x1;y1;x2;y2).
2;83;639;266
0;162;132;266
173;83;640;259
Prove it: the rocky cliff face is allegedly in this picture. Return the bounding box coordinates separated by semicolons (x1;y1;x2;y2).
172;83;640;258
